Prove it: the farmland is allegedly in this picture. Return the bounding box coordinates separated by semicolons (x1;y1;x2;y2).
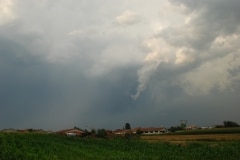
141;134;240;145
141;127;240;143
0;132;240;160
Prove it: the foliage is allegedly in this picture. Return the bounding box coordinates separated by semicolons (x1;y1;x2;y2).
91;128;96;134
125;123;131;130
0;133;240;160
168;126;183;132
180;120;187;129
223;121;240;128
27;129;34;132
74;126;80;130
124;133;139;140
96;129;107;138
136;129;143;135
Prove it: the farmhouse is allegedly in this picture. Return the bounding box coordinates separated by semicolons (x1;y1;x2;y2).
186;125;198;130
113;127;168;135
140;127;168;135
56;128;84;136
113;129;131;135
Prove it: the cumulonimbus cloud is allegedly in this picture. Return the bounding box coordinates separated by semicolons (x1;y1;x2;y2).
132;0;240;100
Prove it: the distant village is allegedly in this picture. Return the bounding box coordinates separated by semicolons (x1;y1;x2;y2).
0;126;169;137
1;121;239;137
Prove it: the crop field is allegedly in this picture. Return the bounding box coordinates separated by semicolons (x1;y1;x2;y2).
170;127;240;135
141;128;240;144
0;132;240;160
141;134;240;144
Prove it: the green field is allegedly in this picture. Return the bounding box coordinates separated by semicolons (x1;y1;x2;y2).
0;133;240;160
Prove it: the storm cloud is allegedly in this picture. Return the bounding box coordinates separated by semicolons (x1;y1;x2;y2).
0;0;240;130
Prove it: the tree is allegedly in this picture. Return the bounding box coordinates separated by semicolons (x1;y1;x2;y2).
168;126;182;132
136;128;143;135
91;128;96;134
96;129;107;138
125;123;131;130
180;120;187;129
223;121;240;128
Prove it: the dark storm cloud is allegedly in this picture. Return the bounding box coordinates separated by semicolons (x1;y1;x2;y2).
0;36;140;130
0;38;52;128
168;0;240;50
1;0;240;130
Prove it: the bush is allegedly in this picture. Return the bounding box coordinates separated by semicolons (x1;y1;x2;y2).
223;121;240;128
96;129;107;138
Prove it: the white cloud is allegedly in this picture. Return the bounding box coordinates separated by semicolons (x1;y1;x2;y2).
67;28;105;37
68;30;84;36
179;52;240;95
0;0;15;25
115;10;140;26
175;47;195;65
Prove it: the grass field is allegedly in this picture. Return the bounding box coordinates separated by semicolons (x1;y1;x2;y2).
0;132;240;160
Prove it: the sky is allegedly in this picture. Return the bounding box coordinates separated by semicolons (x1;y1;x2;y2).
1;0;240;131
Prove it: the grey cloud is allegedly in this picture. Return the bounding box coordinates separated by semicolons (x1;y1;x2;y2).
0;35;141;130
0;38;53;128
169;0;240;49
1;0;240;131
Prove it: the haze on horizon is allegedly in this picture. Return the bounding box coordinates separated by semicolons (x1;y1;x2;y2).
1;0;240;131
